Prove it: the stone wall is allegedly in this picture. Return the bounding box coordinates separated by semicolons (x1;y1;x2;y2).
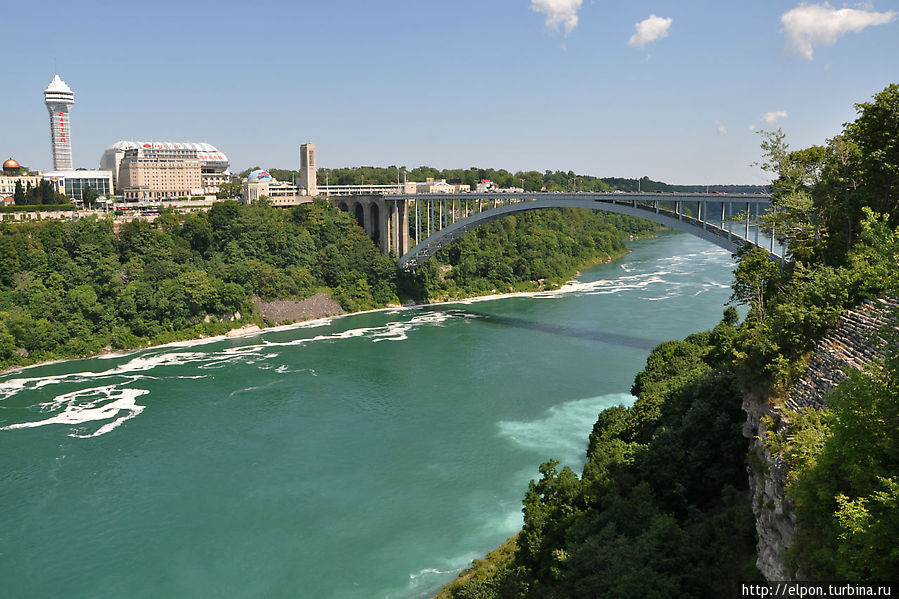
743;298;897;580
786;298;897;411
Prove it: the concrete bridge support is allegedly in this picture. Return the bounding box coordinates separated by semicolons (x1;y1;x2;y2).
331;195;409;257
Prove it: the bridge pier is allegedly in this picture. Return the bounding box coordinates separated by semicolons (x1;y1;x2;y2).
329;195;409;256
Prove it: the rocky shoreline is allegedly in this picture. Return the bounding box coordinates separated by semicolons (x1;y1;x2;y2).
252;293;346;325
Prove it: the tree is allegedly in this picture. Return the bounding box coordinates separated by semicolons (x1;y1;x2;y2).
730;246;780;323
756;85;899;265
13;180;25;205
216;181;242;199
755;130;832;263
520;170;544;192
82;184;98;208
845;83;899;218
39;179;57;204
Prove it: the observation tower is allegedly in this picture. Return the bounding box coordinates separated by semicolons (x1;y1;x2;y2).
44;75;75;170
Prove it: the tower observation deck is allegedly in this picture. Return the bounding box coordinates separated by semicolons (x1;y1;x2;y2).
44;75;75;170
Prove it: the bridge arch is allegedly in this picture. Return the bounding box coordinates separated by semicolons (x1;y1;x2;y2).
397;197;780;270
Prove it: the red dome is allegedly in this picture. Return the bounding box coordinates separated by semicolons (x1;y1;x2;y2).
3;158;20;171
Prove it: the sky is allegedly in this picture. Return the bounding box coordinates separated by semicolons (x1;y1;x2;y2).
2;0;898;184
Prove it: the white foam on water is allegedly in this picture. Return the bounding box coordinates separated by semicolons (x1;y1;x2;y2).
438;263;684;306
398;555;478;598
273;365;316;375
371;311;456;342
0;351;210;400
228;380;280;397
562;271;670;297
0;311;470;406
408;566;461;582
1;345;286;398
1;385;148;438
643;290;680;301
497;393;636;469
265;317;334;332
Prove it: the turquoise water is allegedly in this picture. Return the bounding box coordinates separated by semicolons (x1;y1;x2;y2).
0;233;736;598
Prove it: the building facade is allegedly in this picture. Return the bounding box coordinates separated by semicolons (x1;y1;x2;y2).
118;149;202;200
44;75;75;171
100;141;230;193
0;175;41;202
42;170;114;203
242;169;312;207
415;179;471;193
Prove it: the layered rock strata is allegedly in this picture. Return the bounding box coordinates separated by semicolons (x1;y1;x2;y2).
743;298;897;580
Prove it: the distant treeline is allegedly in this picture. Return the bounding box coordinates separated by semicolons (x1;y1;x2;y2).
601;176;769;194
239;165;768;195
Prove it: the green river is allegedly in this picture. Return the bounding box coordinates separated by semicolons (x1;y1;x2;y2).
0;233;737;598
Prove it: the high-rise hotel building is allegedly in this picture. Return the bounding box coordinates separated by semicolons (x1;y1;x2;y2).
44;75;75;171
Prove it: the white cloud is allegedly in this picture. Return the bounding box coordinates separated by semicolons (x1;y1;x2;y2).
716;121;728;135
629;14;672;48
531;0;583;35
748;124;758;131
781;3;896;59
761;110;789;124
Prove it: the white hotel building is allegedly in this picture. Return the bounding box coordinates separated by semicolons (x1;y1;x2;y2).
100;141;231;196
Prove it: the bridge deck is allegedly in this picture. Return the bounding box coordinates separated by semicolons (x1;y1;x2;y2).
393;191;772;203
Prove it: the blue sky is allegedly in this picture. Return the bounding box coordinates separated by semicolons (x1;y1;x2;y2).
2;0;897;183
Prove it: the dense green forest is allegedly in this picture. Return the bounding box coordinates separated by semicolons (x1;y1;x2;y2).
438;85;899;596
0;199;654;372
0;200;397;369
416;209;657;300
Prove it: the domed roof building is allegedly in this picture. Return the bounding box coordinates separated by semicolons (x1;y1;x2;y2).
246;169;273;182
100;141;229;175
0;159;40;203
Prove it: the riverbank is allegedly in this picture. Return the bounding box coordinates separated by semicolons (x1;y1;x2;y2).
0;273;607;376
431;535;519;599
0;239;648;377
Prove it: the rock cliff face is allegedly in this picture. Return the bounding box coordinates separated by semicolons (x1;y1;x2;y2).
742;298;897;580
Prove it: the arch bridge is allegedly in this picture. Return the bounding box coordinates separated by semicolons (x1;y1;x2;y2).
329;192;781;270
